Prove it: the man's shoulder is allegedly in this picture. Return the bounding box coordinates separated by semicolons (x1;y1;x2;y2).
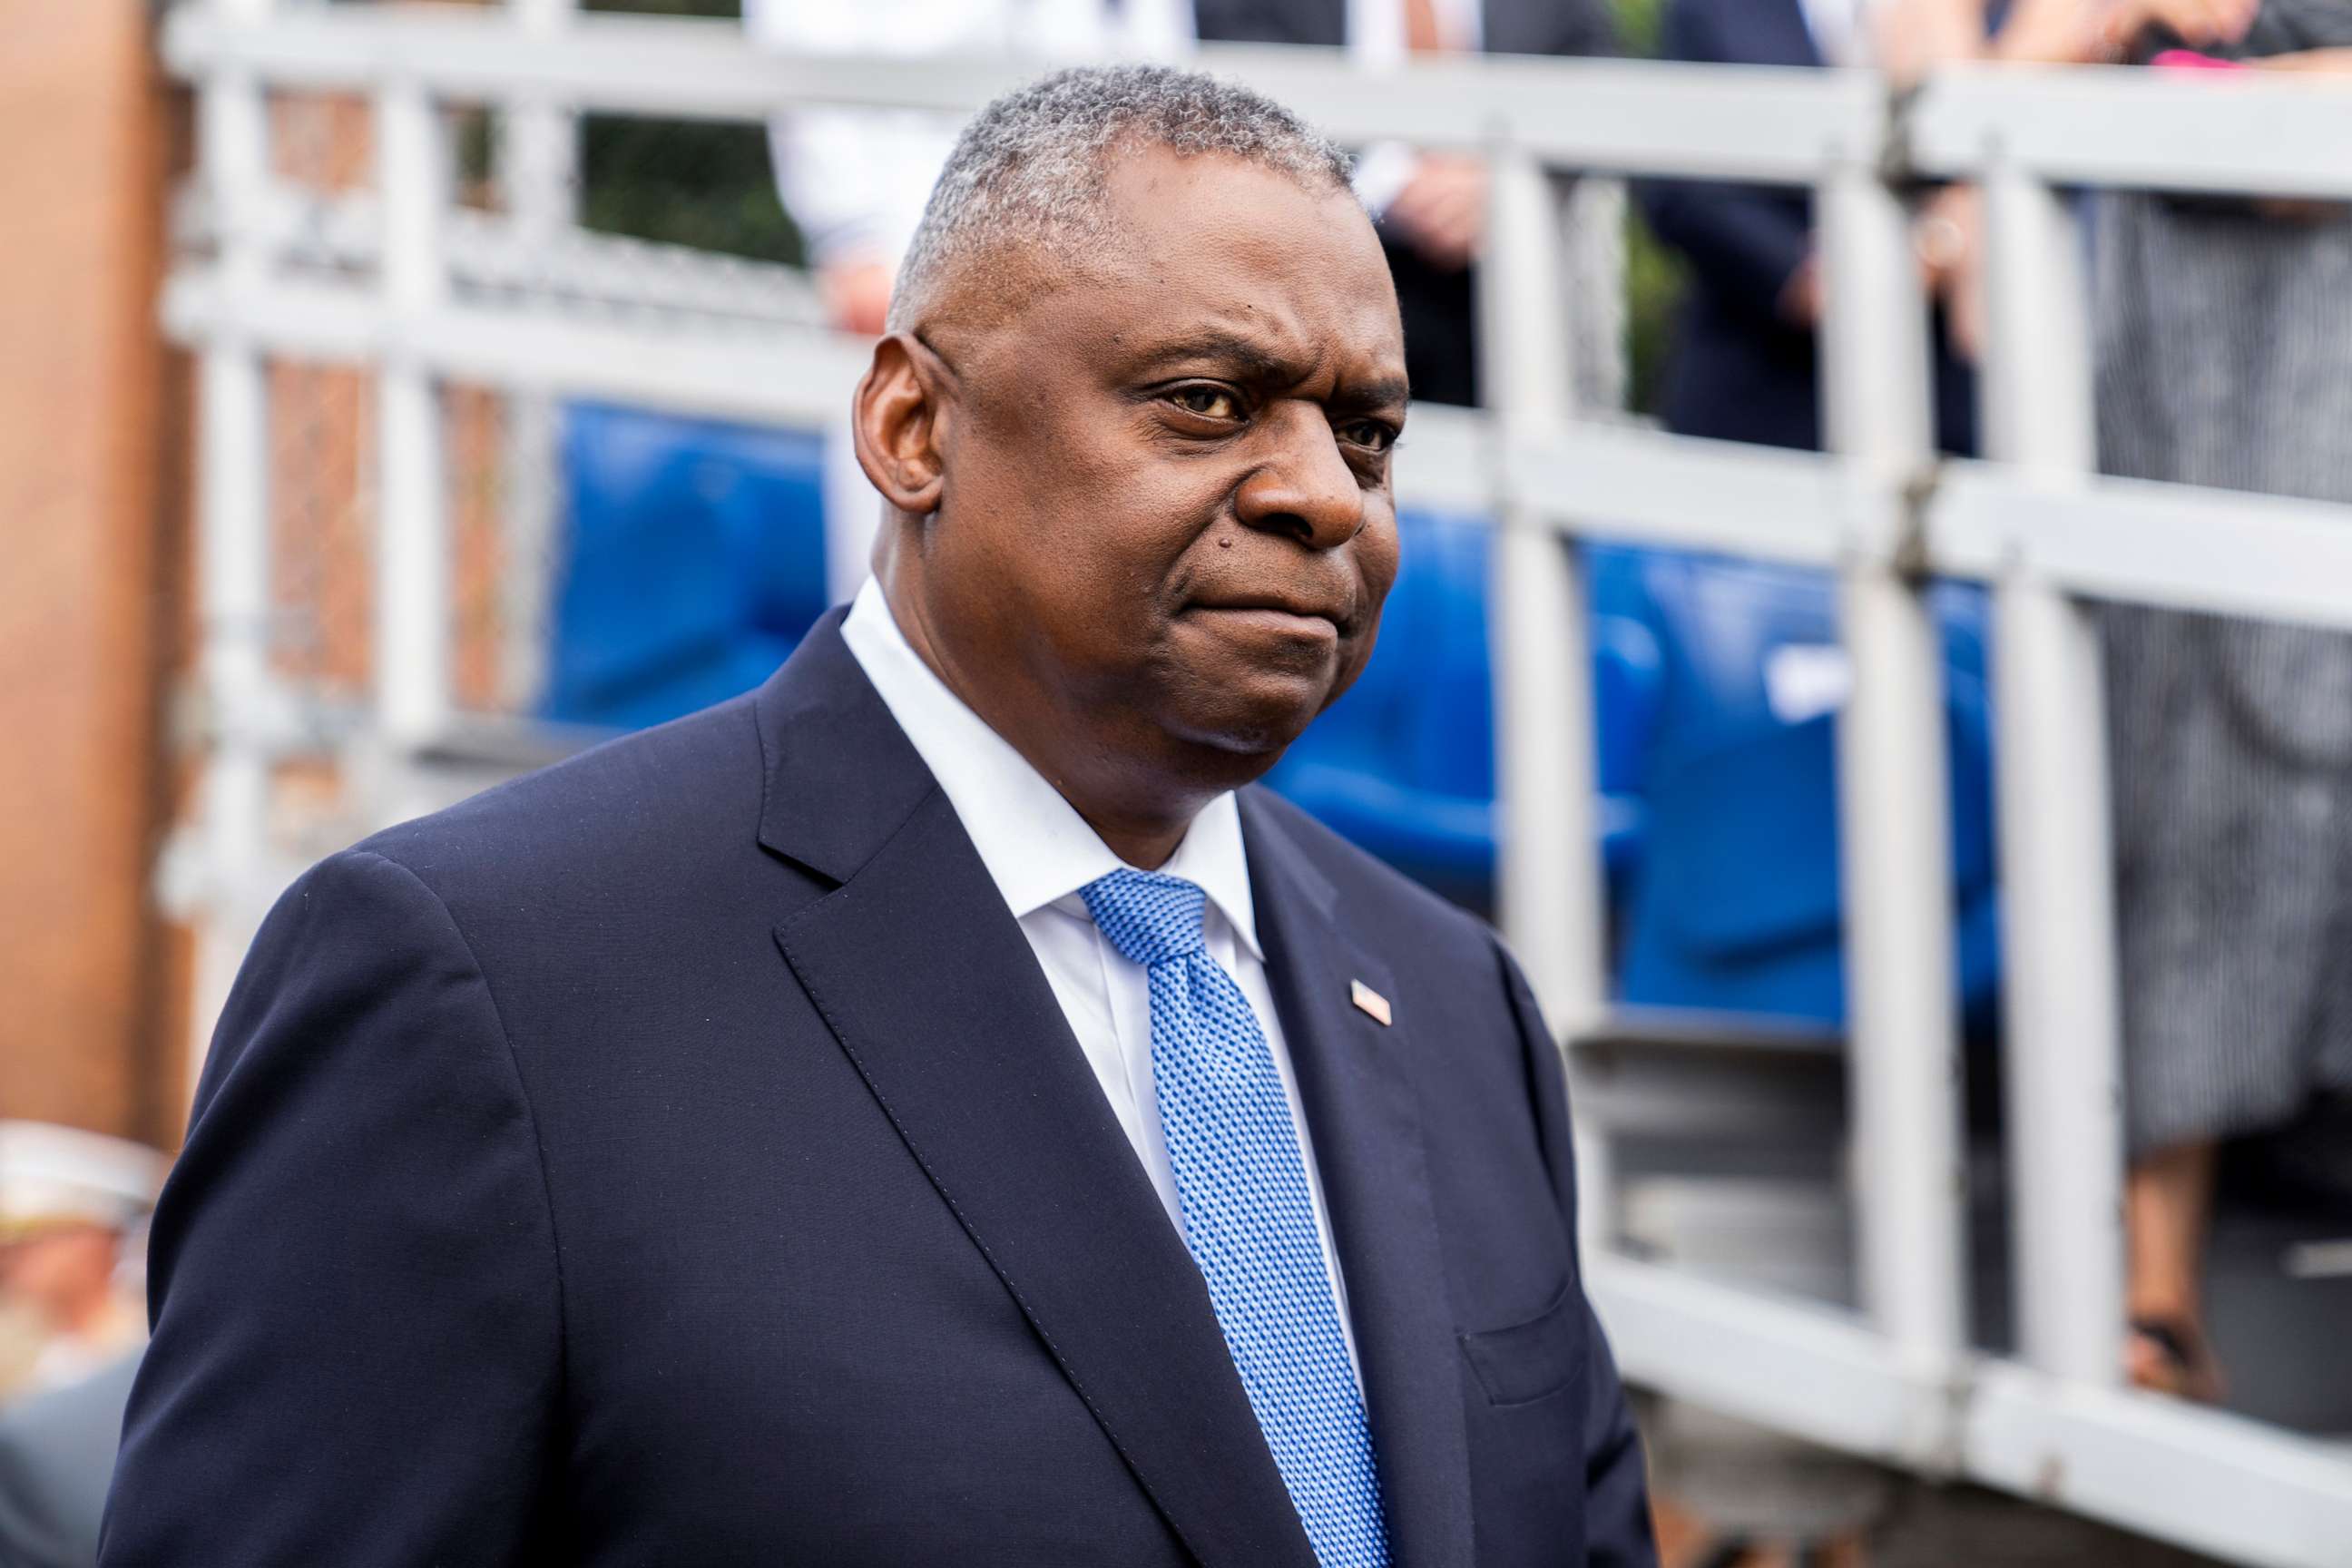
1240;785;1498;965
349;691;768;909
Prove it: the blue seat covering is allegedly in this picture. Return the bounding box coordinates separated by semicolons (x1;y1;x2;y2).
1606;549;1999;1029
544;404;830;730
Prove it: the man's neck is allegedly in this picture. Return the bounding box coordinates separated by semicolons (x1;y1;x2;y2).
873;572;1205;870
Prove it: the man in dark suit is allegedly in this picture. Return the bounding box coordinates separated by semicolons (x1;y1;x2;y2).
1637;0;1980;453
103;66;1654;1567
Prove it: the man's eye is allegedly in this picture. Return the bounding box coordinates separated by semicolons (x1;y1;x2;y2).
1169;387;1243;420
1339;420;1398;455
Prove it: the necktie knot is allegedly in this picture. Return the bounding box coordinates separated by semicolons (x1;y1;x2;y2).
1081;868;1209;969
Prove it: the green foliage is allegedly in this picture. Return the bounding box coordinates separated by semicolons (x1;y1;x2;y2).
578;114;804;265
1622;203;1688;418
1611;0;1668;57
571;0;803;263
1610;0;1684;416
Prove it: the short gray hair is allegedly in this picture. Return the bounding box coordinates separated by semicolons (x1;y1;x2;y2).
890;64;1355;328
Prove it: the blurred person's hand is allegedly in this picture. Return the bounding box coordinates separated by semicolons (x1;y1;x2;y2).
2122;0;2263;50
1876;0;1994;88
1916;184;1988;361
1384;153;1489;271
1778;250;1824;328
1994;0;2259;64
2252;46;2352;73
820;255;897;337
1770;188;1985;352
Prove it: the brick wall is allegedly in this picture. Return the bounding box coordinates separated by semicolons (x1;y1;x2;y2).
0;0;182;1143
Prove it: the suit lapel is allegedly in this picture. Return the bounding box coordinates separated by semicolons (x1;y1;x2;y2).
757;622;1318;1568
1242;792;1477;1568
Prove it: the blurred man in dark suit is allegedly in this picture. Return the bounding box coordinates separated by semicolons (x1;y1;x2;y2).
1191;0;1620;406
1637;0;1982;453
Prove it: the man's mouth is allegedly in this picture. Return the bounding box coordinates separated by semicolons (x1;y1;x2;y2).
1184;593;1348;636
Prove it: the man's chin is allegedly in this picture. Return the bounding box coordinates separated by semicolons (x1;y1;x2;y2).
1161;690;1330;779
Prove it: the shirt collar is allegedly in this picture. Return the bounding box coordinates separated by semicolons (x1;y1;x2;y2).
838;580;1263;959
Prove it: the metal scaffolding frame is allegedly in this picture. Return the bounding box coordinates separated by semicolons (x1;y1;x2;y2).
162;5;2352;1562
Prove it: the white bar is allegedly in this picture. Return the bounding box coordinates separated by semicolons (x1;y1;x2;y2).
375;81;449;748
189;0;277;1092
162;271;869;427
1592;1253;1937;1462
1932;464;2352;633
1591;1256;2352;1566
160;7;1882;181
1817;159;1969;1398
1965;1361;2352;1568
1977;164;2126;1387
495;0;577;711
1509;424;1852;567
1481;152;1612;1258
502;0;578;241
1482;151;1606;1035
162;8;2352;196
162;269;2352;628
1911;63;2352;201
1563;179;1631;415
1230;51;1881;178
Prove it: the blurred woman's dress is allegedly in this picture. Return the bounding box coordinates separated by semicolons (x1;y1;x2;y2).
2096;189;2352;1166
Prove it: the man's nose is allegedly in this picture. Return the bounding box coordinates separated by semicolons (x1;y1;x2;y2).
1232;406;1367;552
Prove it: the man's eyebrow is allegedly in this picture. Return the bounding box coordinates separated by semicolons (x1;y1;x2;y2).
1126;330;1411;409
1125;329;1301;381
1331;376;1413;414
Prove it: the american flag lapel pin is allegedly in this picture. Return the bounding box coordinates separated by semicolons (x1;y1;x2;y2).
1349;978;1393;1027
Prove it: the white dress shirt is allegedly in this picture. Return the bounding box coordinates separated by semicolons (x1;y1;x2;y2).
839;580;1361;1378
1798;0;1882;65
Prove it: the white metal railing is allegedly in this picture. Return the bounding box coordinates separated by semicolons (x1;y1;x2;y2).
160;5;2352;1563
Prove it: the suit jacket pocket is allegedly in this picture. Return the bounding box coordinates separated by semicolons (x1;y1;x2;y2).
1459;1282;1583;1407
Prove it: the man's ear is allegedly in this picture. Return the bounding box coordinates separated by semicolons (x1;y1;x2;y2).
851;334;950;517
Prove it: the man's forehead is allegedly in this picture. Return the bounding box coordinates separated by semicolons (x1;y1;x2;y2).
1102;144;1376;264
925;144;1403;385
1089;149;1404;375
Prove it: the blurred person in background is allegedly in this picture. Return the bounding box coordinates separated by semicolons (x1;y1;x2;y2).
1847;0;2352;1403
1634;0;1987;454
2081;0;2352;1404
1632;0;2246;451
0;1124;155;1411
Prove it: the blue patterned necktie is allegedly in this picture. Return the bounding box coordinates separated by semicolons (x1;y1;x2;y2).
1081;867;1390;1568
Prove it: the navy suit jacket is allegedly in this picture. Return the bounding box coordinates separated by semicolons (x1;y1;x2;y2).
102;614;1654;1567
1638;0;1979;454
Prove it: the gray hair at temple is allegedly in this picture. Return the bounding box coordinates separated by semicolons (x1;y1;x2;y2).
887;64;1357;330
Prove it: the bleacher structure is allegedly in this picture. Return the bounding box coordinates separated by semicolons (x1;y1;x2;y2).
161;3;2352;1562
